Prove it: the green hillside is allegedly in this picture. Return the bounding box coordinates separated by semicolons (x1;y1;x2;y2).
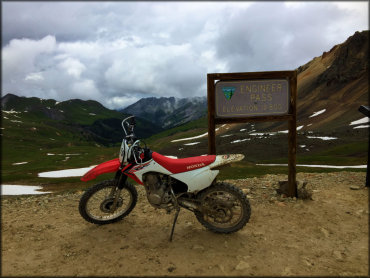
1;94;162;185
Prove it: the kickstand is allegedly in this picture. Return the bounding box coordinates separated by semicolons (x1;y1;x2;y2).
169;207;180;242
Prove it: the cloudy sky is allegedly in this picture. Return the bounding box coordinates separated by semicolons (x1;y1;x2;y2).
2;1;368;109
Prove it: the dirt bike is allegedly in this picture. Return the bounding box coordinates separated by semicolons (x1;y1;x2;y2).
79;116;251;241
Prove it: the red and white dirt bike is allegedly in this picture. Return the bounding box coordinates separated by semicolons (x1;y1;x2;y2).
79;116;251;241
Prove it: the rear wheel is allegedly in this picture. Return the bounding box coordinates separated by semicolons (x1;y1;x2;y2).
195;182;251;233
79;180;137;225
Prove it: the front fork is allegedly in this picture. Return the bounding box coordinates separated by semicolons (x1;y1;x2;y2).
109;170;128;212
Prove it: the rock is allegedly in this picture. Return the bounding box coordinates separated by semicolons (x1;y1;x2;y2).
185;221;193;227
333;250;344;261
235;261;250;270
297;181;313;200
277;180;312;200
242;188;250;194
349;185;361;190
167;266;176;272
282;266;293;275
320;227;330;238
302;258;312;266
252;231;264;237
217;264;226;274
192;245;205;251
270;196;277;202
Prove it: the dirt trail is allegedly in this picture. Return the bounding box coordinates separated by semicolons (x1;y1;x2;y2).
1;172;368;276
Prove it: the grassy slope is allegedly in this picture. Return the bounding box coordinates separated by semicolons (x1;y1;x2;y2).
1;109;367;189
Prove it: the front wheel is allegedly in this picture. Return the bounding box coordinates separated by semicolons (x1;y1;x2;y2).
195;182;251;233
79;180;137;225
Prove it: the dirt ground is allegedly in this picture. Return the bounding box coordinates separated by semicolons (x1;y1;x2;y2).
1;172;368;277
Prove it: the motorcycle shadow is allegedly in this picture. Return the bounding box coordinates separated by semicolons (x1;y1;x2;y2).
75;209;249;251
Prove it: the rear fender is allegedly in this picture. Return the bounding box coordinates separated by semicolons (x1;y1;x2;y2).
81;158;121;182
209;154;245;170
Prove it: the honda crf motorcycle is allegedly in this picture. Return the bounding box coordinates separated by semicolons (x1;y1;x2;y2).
79;116;251;241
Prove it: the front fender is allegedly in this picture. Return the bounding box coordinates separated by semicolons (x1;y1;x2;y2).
81;158;121;182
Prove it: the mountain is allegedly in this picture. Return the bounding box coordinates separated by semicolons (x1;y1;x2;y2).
121;96;207;129
294;30;368;132
1;94;163;145
147;30;369;166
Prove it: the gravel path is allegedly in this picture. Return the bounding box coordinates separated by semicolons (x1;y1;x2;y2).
1;172;368;276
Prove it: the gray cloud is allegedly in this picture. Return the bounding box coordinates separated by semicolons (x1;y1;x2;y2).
216;2;369;72
2;2;368;109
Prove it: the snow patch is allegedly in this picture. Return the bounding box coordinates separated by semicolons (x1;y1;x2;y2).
220;134;233;137
11;120;23;123
250;132;277;136
38;166;96;178
183;142;201;146
307;136;337;140
89;113;96;116
350;117;369;126
297;125;304;131
164;155;178;159
1;185;50;195
240;129;247;132
171;132;208;142
309;109;326;118
257;164;366;169
353;125;369;129
47;153;80;156
231;139;251;144
2;110;21;114
12;162;28;165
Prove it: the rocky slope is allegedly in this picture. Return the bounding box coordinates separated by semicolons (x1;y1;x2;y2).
262;30;369;133
121;96;207;129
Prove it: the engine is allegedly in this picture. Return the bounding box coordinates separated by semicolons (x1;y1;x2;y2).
143;173;173;208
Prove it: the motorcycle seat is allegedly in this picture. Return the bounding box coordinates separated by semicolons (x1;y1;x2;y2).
152;152;216;174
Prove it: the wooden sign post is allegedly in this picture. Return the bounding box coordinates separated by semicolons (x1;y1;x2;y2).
207;71;298;197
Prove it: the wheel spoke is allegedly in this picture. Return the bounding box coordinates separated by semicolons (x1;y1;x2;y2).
201;190;244;228
85;186;133;221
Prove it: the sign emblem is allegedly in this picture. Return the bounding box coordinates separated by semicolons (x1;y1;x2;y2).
222;87;235;100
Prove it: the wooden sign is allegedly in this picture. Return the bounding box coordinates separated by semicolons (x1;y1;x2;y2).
207;71;297;197
215;79;290;118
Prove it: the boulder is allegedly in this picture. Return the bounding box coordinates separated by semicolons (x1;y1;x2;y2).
277;180;313;200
